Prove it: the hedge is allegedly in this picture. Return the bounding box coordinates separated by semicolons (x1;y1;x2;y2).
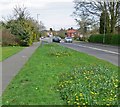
110;34;120;45
88;34;104;43
88;34;120;46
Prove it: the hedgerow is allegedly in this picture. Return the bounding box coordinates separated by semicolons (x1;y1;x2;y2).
88;34;120;46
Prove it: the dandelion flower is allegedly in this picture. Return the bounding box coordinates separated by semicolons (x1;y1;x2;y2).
80;93;83;97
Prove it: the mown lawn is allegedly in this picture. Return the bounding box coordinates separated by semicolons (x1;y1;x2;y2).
0;46;24;61
2;43;118;105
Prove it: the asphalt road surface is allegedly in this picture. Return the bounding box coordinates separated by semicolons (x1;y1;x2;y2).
60;41;119;66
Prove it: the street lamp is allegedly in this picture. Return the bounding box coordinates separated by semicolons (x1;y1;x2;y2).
103;2;106;44
37;14;40;22
37;14;40;31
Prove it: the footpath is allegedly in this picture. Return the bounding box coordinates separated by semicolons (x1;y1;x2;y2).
0;42;41;96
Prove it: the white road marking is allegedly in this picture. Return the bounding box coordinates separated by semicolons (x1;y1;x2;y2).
72;44;119;55
22;56;27;58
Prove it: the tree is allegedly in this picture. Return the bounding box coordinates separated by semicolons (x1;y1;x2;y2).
100;10;110;34
3;6;45;46
39;21;46;31
73;0;120;33
57;28;67;39
75;14;93;37
13;6;30;20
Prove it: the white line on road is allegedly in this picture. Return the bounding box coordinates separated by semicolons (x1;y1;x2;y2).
72;44;119;55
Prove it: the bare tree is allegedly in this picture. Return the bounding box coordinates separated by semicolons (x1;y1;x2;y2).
73;0;120;33
13;6;30;20
76;14;94;37
39;21;46;31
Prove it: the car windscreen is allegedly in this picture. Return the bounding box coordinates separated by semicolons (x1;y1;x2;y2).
66;37;72;39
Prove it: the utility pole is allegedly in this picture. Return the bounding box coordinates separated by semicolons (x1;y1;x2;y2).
103;2;106;44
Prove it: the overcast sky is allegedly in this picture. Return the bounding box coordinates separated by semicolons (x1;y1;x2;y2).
0;0;79;30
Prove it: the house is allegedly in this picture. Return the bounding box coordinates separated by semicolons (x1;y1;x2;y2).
66;28;79;37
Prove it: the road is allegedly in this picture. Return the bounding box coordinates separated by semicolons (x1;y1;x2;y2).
60;41;119;66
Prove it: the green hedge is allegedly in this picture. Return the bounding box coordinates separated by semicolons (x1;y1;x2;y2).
111;34;120;45
88;34;120;45
88;34;104;43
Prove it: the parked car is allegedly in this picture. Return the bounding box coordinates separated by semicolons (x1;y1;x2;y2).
64;37;72;43
52;36;61;43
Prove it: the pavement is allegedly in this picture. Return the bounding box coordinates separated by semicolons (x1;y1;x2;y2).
0;42;41;96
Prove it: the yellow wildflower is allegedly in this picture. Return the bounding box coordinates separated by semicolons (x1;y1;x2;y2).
67;100;70;103
80;93;83;97
90;91;94;95
76;96;79;99
76;98;79;101
83;103;85;105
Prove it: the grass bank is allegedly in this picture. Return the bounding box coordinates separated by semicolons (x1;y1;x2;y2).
0;46;24;61
2;43;118;105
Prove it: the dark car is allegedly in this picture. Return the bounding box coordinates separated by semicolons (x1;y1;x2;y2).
52;36;61;43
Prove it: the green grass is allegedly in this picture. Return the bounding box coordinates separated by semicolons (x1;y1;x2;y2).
57;66;118;105
2;43;118;105
0;46;24;61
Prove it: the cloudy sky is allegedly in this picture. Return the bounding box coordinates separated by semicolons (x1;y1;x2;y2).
0;0;79;30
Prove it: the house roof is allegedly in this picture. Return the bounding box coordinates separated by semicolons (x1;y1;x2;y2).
67;29;77;33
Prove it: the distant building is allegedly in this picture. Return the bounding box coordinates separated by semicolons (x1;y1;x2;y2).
66;28;79;37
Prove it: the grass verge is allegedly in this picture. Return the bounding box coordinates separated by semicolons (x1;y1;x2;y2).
0;46;24;61
2;43;118;105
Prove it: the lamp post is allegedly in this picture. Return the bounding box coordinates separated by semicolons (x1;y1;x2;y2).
37;14;40;22
103;2;106;44
37;14;40;26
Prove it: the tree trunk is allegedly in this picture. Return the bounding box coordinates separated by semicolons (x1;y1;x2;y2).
110;16;116;33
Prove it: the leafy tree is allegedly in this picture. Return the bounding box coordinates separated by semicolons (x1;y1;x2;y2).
3;6;45;46
57;28;67;39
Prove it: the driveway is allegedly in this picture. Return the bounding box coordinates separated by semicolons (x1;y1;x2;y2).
60;41;119;66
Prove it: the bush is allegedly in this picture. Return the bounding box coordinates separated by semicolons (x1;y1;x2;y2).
88;34;103;43
56;65;118;105
110;34;120;45
88;34;120;46
1;29;20;46
80;37;89;42
104;34;112;44
4;19;41;46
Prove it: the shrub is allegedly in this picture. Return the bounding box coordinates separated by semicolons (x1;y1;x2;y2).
56;65;118;105
110;34;120;45
4;19;40;46
88;34;103;43
104;34;112;44
80;37;89;42
88;34;120;46
1;29;20;46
